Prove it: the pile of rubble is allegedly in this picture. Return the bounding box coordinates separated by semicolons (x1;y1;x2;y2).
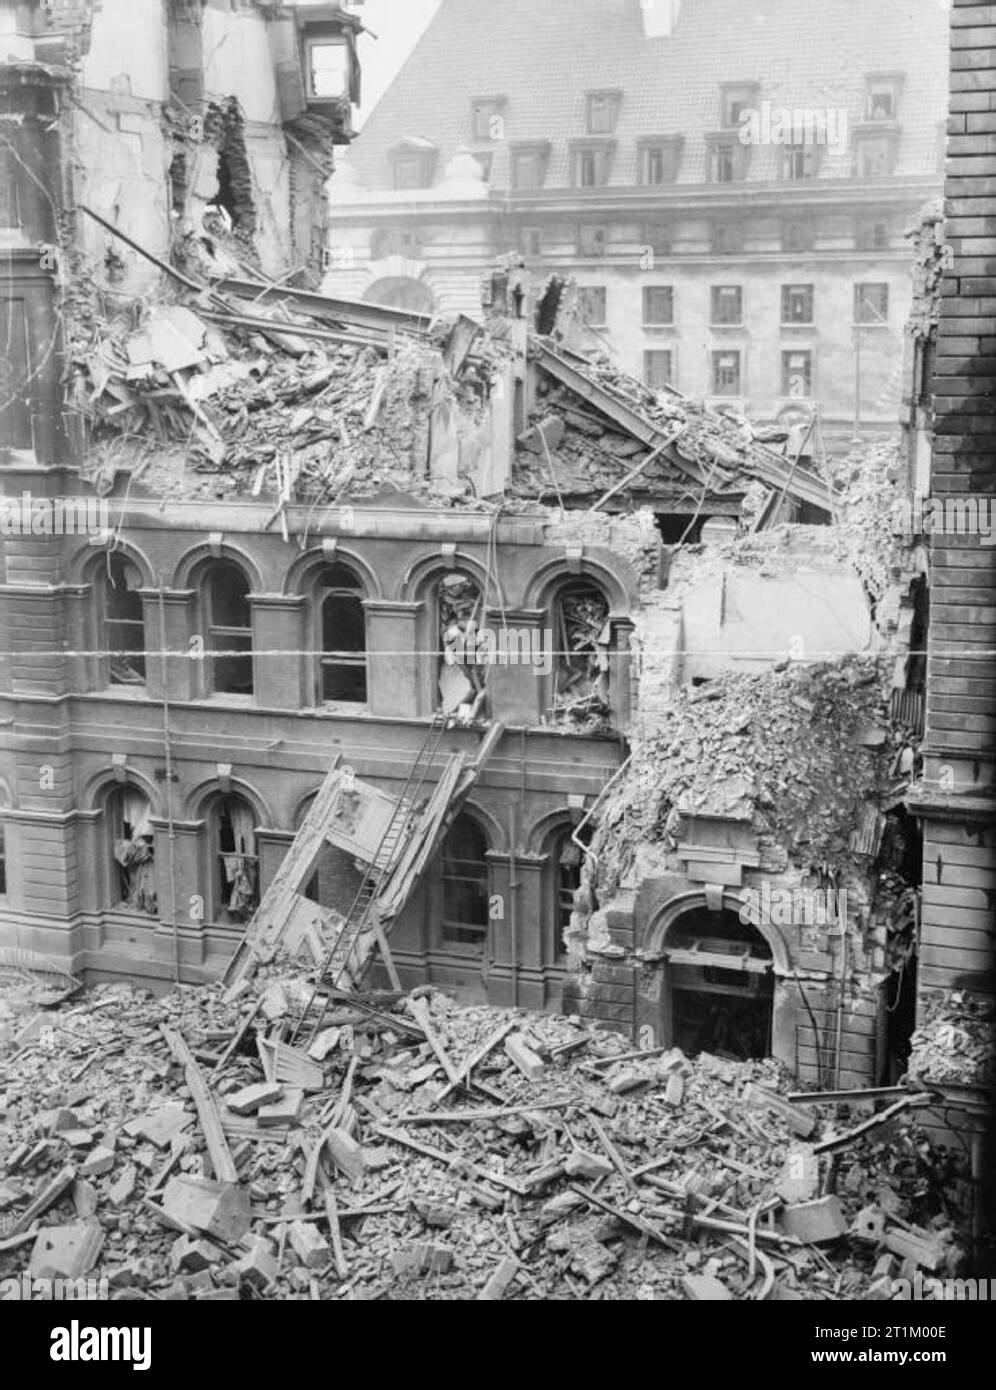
0;974;973;1301
587;655;898;909
908;993;996;1091
66;286;509;508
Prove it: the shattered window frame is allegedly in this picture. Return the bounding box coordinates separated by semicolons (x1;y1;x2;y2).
644;349;674;390
552;822;593;963
213;793;260;925
552;580;613;723
781;283;814;324
439;812;490;952
102;551;147;689
203;560;255;699
318;563;368;706
437;571;486;717
107;785;156;918
305;37;350;101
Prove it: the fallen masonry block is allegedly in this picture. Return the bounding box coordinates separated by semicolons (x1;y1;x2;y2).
161;1176;252;1243
883;1227;948;1272
125;1104;192;1149
197;1286;239;1302
412;1200;456;1229
325;1127;366;1183
60;1130;94;1148
260;982;289;1021
606;1070;650;1096
664;1073;684;1107
237;1235;277;1292
78;1145;115;1178
853;1205;887;1242
225;1083;285;1117
504;1033;545;1081
257;1089;303;1127
308;1027;341;1062
682;1273;734;1301
183;1269;214;1294
28;1219;104;1280
106;1263;148;1291
391;1242;453;1277
744;1084;816;1139
288;1220;331;1270
866;1276;897;1301
568;1238;617;1286
108;1164;137;1207
477;1256;519;1301
541;1191;585;1221
779;1196;848;1244
71;1178;98;1219
565;1149;614;1181
170;1236;218;1274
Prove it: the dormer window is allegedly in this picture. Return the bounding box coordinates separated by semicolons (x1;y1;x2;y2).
639;136;684;186
865;74;904;122
720;82;760;130
854;131;898;178
390;140;437;191
471;96;507;141
780;145;821;180
571;142;615;188
586;90;622;136
706;134;749;183
510;141;551;191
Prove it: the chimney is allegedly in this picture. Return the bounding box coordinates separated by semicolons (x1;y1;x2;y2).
641;0;681;38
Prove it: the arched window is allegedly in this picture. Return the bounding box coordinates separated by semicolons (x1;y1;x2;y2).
318;564;367;703
440;813;489;951
666;906;773;1060
437;571;485;714
107;786;156;915
213;794;259;923
552;581;611;723
551;821;593;962
204;562;253;696
103;553;146;686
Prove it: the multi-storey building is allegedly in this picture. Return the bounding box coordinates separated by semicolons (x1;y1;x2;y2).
322;0;948;446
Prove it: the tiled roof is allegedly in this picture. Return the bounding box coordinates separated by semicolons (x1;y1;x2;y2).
348;0;948;193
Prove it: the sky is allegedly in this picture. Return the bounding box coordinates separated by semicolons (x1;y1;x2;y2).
349;0;443;126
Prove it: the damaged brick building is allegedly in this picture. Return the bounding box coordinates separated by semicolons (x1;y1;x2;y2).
0;0;991;1138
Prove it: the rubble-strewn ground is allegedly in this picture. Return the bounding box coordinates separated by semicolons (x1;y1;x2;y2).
0;975;977;1301
909;993;996;1090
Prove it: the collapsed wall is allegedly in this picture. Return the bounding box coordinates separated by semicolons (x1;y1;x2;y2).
564;445;927;1089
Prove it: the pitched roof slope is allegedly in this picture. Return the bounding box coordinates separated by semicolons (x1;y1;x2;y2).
349;0;948;192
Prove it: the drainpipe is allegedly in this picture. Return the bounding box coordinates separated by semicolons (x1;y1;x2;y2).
833;892;847;1087
159;585;181;985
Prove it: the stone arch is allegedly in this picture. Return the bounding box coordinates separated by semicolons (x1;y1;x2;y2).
460;797;507;855
644;889;790;975
172;543;263;594
82;767;163;819
187;775;274;829
69;539;155;589
524;554;633;615
283;546;382;600
526;805;586;857
363;274;435;316
399;552;504;608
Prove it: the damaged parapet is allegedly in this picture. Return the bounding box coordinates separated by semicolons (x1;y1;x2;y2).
563;464;928;1088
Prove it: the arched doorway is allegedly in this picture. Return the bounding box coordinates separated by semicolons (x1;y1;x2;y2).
663;905;774;1060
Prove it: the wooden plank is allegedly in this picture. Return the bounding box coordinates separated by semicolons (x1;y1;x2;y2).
160;1026;239;1184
